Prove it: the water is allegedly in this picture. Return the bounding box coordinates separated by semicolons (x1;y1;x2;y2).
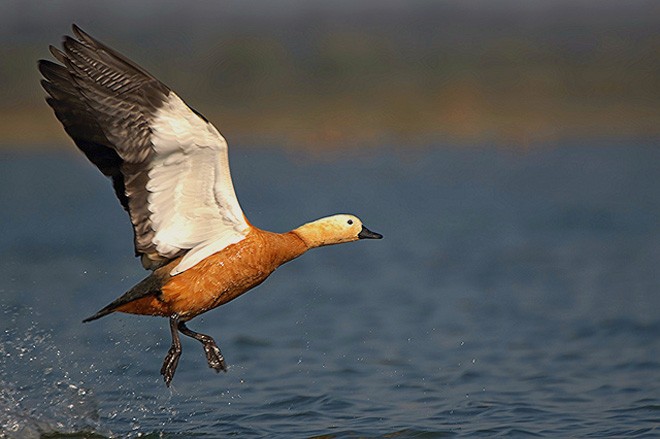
0;142;658;437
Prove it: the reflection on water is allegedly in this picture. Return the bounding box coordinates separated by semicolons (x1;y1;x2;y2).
0;143;659;437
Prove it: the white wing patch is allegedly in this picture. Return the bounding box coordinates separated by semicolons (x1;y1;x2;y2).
148;92;249;275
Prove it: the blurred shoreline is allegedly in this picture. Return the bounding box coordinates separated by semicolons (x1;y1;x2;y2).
1;0;658;150
1;99;658;151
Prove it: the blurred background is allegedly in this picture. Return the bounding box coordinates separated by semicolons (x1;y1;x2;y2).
1;2;659;437
1;0;658;150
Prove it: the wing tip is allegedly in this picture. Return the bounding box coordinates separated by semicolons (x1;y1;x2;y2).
71;24;96;47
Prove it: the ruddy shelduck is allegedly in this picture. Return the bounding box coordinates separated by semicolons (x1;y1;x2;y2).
39;25;382;386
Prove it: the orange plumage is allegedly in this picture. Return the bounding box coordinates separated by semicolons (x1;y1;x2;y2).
116;230;307;319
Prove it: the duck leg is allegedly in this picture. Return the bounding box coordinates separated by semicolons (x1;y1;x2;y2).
161;315;182;387
177;321;227;373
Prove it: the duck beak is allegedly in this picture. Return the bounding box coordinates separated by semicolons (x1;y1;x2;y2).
358;225;383;239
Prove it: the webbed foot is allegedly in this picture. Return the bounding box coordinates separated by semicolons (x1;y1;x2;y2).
161;315;183;387
177;321;228;373
203;341;227;373
161;344;181;387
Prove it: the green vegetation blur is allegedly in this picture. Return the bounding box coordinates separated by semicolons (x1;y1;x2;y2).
1;1;658;148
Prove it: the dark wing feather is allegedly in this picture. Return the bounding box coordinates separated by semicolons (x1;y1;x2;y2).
39;25;171;269
40;25;250;274
39;60;129;210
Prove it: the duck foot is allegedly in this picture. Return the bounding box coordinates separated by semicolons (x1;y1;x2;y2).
161;316;182;387
178;321;228;373
203;341;227;372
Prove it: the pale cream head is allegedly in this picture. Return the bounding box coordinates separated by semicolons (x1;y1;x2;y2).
293;214;382;249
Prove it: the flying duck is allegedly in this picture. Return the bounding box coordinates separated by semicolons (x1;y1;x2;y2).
39;25;382;386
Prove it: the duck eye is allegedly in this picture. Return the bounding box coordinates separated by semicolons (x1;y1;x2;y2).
347;219;353;225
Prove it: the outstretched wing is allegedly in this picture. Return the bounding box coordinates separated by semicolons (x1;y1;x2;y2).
39;25;249;275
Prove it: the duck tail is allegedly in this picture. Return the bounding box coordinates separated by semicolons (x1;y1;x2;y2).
82;272;165;323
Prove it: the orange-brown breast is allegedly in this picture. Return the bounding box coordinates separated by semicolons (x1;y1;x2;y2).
116;229;308;320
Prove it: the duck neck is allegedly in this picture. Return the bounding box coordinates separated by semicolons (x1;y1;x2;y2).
265;230;310;266
291;221;329;249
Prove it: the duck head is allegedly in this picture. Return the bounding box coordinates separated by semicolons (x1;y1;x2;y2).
293;214;382;249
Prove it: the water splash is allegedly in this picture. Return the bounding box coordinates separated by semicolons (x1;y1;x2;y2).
0;306;105;438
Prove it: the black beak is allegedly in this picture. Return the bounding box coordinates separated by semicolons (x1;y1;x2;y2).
358;225;383;239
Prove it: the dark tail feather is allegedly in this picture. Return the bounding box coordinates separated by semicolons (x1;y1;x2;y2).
82;303;120;323
82;272;165;323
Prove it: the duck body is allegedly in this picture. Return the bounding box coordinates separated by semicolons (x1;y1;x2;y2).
107;229;308;321
39;25;382;386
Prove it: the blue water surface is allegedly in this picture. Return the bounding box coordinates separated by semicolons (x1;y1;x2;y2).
0;142;659;437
